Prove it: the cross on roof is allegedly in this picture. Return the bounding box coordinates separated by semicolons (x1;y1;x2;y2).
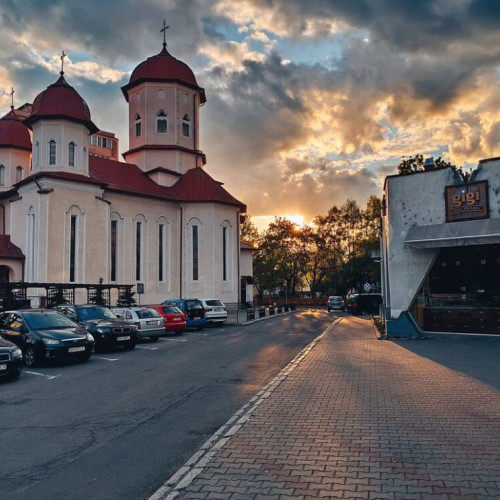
161;20;169;47
10;87;14;109
60;50;66;75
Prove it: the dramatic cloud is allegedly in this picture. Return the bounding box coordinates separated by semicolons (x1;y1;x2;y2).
2;0;500;228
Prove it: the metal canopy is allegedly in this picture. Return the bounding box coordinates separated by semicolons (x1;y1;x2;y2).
404;218;500;249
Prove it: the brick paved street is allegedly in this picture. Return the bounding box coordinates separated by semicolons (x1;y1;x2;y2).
151;315;500;499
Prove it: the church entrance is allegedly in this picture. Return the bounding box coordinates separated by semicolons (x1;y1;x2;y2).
0;266;10;283
410;243;500;334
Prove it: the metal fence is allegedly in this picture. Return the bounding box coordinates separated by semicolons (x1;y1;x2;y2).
224;302;297;325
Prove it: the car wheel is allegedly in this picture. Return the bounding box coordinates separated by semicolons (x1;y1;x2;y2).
79;353;92;362
196;326;204;331
24;346;41;367
175;330;184;336
149;336;159;342
123;340;136;350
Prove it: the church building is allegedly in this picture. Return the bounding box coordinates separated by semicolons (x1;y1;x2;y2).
0;40;247;306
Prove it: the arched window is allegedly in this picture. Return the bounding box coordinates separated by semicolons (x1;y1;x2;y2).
156;110;167;133
15;166;23;183
34;141;39;167
68;142;76;167
49;139;56;165
0;165;5;186
182;114;190;137
184;93;189;104
135;114;142;137
158;89;165;99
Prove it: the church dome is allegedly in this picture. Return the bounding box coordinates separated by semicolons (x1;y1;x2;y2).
24;74;98;133
121;44;206;103
0;109;32;151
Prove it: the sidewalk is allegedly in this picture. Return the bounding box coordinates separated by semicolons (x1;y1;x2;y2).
151;315;500;499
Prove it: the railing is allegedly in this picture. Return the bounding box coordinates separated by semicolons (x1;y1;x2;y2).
224;302;297;325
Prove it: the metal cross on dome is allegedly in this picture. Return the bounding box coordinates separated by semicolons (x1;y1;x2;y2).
161;20;169;46
60;50;66;74
10;87;14;109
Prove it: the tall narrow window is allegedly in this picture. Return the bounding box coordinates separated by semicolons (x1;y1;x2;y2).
15;166;22;183
192;225;199;281
110;220;118;282
182;114;190;137
70;215;77;282
222;227;227;281
156;110;167;133
135;115;142;137
136;221;142;281
158;89;165;99
27;212;36;281
0;165;5;186
34;141;39;167
68;142;75;166
158;224;165;281
49;140;56;165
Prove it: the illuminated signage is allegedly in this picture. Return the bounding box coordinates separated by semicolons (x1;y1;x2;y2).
445;181;489;222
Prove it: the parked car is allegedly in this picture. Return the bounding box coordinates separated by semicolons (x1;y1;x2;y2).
345;293;383;316
111;307;165;342
54;304;138;351
144;304;186;335
327;296;344;312
161;299;206;330
0;309;95;367
199;298;228;324
0;337;23;380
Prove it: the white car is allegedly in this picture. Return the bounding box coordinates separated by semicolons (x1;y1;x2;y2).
111;307;165;341
199;299;228;324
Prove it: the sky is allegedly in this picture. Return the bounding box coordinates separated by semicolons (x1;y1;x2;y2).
2;0;500;231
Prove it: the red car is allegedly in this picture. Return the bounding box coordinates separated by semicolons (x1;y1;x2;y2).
144;305;186;335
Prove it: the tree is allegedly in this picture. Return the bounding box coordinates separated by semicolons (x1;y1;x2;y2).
240;214;260;246
397;154;470;181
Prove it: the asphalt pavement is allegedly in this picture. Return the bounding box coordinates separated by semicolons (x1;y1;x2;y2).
150;314;500;499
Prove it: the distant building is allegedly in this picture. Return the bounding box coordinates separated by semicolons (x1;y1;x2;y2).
0;40;247;305
381;159;500;336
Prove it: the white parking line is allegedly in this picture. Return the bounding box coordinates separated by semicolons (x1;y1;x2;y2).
159;338;187;342
24;371;61;380
136;346;159;350
92;356;119;361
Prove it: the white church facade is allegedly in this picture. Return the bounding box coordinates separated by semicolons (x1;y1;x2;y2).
0;41;248;306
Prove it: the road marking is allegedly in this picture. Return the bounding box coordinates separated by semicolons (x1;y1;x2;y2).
136;346;159;350
159;338;187;342
92;356;119;361
24;371;61;380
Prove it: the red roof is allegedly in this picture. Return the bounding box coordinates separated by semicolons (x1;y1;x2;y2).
0;235;24;259
122;44;206;103
89;155;170;199
169;167;246;210
0;109;32;151
24;74;98;133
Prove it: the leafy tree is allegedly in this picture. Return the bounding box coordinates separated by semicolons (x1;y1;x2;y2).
240;214;260;246
397;154;470;181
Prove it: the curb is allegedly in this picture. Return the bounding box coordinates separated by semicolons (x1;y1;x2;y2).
148;316;343;500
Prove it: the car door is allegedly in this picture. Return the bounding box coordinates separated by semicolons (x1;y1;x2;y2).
0;313;29;350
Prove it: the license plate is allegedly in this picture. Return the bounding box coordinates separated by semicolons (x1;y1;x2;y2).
68;346;85;353
146;320;159;325
173;317;182;322
0;363;6;371
117;336;130;341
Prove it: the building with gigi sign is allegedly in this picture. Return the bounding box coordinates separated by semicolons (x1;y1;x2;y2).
381;158;500;337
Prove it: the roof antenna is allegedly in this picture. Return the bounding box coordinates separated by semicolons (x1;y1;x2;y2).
160;20;169;48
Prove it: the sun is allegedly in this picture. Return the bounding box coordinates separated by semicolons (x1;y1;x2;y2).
284;214;305;227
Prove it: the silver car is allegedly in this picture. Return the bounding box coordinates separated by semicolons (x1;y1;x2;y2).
111;307;165;342
198;299;228;324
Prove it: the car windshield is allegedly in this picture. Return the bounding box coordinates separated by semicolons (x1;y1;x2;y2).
330;296;342;301
76;306;116;321
205;300;223;307
162;306;182;314
136;309;161;319
24;311;77;329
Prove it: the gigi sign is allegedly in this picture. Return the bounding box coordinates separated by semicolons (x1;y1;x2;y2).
445;181;489;222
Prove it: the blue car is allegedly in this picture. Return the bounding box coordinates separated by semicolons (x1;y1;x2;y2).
161;299;206;330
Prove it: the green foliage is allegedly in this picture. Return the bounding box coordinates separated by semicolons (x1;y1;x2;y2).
253;197;382;299
116;287;137;307
240;214;261;246
397;154;471;182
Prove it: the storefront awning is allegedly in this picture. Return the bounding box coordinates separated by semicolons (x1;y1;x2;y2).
404;218;500;249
